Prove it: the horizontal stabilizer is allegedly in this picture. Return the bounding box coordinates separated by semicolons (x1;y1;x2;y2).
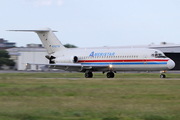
7;30;57;32
8;27;67;54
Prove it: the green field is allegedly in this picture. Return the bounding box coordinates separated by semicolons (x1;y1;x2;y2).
0;73;180;120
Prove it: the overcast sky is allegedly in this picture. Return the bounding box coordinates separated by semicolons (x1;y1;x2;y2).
1;0;180;47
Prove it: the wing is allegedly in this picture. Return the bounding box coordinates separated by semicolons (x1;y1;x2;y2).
26;63;110;72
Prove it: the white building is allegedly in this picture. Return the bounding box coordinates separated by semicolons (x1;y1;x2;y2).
6;47;48;70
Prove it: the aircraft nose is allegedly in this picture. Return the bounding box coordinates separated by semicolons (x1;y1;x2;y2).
167;59;175;69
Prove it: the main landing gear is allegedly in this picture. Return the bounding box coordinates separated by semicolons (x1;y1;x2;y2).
106;71;115;78
85;71;93;78
84;71;115;78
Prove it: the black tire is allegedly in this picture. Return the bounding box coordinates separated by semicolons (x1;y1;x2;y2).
110;72;115;78
107;72;114;78
107;72;111;78
85;72;93;78
160;74;166;78
88;72;93;78
85;73;89;78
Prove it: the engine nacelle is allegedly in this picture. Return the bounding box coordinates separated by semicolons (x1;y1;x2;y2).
55;56;78;63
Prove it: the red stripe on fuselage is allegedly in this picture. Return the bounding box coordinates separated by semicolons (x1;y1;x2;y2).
78;59;169;63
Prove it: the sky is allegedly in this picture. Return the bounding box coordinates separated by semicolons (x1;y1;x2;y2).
1;0;180;48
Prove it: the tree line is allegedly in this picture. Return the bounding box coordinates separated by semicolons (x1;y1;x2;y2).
0;50;15;66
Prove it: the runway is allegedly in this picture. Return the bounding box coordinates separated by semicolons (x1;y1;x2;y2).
0;70;180;73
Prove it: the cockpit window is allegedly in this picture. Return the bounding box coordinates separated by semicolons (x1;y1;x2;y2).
155;53;166;58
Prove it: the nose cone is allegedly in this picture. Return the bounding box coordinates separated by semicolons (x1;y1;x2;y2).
167;59;175;69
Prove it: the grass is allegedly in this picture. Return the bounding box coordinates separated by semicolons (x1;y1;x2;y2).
0;73;180;120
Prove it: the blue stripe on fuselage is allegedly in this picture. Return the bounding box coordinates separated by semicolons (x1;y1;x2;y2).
81;62;167;65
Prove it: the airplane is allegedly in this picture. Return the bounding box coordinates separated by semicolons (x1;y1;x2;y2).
8;28;175;78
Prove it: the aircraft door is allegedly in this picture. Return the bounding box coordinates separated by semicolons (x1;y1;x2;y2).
143;55;147;64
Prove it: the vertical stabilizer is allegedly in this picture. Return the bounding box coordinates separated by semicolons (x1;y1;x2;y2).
35;28;67;54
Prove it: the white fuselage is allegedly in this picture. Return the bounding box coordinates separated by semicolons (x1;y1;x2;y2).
53;48;175;71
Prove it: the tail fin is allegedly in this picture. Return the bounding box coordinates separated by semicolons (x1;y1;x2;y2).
8;28;67;54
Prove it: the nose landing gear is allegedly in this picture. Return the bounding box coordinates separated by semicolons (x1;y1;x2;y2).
160;74;166;78
160;70;166;78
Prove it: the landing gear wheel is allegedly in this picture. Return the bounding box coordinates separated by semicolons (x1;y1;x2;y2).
85;72;93;78
110;72;114;78
106;72;115;78
160;74;166;78
107;72;111;78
